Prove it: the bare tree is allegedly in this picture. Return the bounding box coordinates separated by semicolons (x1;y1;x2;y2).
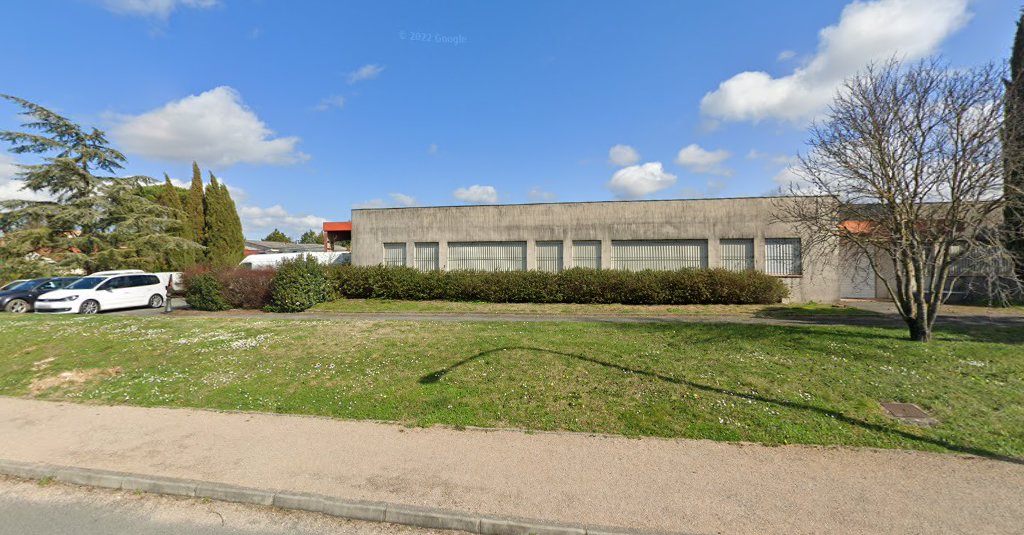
776;59;1016;342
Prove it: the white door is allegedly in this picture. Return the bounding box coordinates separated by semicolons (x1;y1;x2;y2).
98;276;132;309
841;249;876;299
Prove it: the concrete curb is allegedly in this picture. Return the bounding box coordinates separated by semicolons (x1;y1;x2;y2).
0;459;677;535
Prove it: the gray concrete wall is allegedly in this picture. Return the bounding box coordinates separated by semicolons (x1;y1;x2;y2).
352;197;841;303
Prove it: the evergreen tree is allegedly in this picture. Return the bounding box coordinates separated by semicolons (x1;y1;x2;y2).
203;174;244;267
1006;10;1024;282
183;161;205;243
155;174;196;270
264;229;292;242
298;229;324;244
0;95;198;275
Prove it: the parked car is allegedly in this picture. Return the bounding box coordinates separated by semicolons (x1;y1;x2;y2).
0;277;80;313
0;279;29;291
153;272;185;293
34;273;167;314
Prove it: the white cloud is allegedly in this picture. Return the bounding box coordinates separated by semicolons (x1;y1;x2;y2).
428;144;439;155
674;144;733;176
606;162;677;199
0;154;51;202
772;166;810;191
700;0;970;123
111;86;307;167
747;149;799;166
101;0;218;19
453;185;498;204
353;192;418;209
527;187;557;202
348;64;384;84
237;204;327;238
389;193;418;207
777;50;797;61
314;95;345;112
608;144;640;167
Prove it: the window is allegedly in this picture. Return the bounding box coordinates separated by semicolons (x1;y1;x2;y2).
448;241;526;271
572;240;601;269
765;238;801;276
535;241;563;272
720;239;754;271
383;243;406;267
414;242;439;271
611;240;708;271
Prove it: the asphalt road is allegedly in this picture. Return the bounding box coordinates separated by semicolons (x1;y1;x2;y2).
0;476;455;535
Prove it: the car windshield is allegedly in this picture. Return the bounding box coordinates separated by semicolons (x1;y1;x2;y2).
3;280;40;291
66;277;106;290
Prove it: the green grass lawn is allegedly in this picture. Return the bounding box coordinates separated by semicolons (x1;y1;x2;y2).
311;299;882;317
0;314;1020;459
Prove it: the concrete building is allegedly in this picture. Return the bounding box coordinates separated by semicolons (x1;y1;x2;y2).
349;197;845;303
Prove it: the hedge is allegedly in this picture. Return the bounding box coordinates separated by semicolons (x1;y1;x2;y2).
326;266;788;305
184;267;274;310
184;273;231;311
265;256;332;312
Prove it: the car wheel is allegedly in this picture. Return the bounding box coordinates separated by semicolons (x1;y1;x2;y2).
148;294;164;308
79;300;100;315
4;299;30;313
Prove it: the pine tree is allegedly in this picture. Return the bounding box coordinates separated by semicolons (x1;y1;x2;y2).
264;229;292;242
298;229;324;244
1006;10;1024;283
203;174;244;267
0;95;198;275
183;161;205;243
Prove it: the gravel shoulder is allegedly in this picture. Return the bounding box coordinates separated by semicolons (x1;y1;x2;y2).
1;397;1020;534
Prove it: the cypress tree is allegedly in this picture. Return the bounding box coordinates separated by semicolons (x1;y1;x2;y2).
156;174;195;270
203;174;245;267
183;161;205;243
219;174;245;265
1007;11;1024;282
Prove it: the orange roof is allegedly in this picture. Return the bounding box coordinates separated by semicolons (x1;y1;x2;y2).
839;220;874;234
323;221;351;231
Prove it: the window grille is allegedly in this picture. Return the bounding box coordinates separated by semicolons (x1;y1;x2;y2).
765;238;801;275
448;241;527;271
572;240;602;269
611;240;708;271
383;243;406;267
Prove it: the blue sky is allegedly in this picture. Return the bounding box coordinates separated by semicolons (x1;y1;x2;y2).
0;0;1017;238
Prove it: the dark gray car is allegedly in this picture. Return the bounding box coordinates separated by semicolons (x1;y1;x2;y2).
0;277;80;313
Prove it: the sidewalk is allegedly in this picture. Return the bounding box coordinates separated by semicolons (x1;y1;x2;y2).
1;397;1021;534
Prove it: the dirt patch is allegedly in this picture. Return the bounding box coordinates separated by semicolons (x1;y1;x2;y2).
29;368;122;395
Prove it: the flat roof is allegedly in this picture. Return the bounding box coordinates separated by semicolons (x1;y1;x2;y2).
348;194;815;212
323;221;352;231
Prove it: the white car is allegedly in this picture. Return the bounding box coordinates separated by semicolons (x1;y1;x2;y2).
34;273;167;314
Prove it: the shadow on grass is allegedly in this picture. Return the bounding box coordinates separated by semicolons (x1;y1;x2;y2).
419;345;1023;464
745;310;1024;345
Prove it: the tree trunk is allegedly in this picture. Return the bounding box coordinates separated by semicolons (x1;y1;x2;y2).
906;315;932;342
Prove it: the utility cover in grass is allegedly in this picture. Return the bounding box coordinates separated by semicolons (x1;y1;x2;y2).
880;402;939;427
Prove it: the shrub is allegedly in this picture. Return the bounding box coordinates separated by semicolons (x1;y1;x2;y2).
184;273;231;311
184;266;275;309
325;266;788;305
266;256;331;312
218;268;275;309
